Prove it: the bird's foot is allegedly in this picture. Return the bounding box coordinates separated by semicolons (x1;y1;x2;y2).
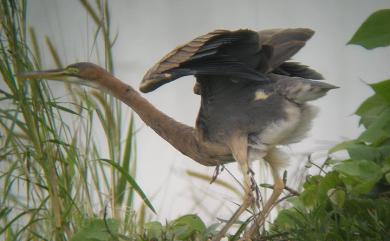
247;168;261;208
244;177;285;238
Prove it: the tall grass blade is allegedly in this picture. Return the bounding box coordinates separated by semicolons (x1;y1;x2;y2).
116;113;134;205
101;158;156;214
45;36;63;68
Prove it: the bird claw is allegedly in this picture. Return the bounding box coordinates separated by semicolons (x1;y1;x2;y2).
250;177;261;208
247;168;261;208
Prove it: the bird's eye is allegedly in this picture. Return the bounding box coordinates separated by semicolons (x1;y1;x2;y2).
67;67;79;74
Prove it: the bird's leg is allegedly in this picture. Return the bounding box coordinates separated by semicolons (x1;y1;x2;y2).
212;164;254;241
243;163;284;239
212;135;254;241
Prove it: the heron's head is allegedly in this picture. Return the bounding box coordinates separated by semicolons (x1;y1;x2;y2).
18;62;109;89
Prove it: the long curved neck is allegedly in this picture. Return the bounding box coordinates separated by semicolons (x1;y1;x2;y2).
97;73;218;166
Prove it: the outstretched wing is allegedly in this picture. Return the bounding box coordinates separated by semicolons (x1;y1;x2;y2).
257;28;323;79
140;28;322;93
140;29;269;93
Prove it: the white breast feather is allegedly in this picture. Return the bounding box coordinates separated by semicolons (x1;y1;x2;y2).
251;102;318;148
248;103;318;171
260;101;301;145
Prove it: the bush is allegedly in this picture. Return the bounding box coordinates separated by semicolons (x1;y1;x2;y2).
269;9;390;241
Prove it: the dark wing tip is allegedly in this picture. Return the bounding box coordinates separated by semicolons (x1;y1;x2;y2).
257;28;316;71
258;28;315;43
289;28;315;41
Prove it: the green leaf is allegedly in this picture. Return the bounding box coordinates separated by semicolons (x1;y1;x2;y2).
370;79;390;103
386;173;390;184
356;94;387;116
359;109;390;143
327;188;346;208
355;80;390;128
72;218;119;241
100;159;156;214
300;172;342;207
355;94;389;127
144;221;163;239
334;160;382;194
170;214;206;240
385;158;390;184
329;140;356;153
348;9;390;49
287;196;306;211
335;160;382;180
330;139;389;163
300;181;319;207
347;144;379;162
272;207;305;231
385;173;390;184
325;232;345;241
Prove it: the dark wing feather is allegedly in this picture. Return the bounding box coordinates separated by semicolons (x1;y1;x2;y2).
258;28;315;71
140;28;321;93
140;29;268;93
273;62;324;80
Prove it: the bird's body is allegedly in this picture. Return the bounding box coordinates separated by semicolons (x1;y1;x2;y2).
19;28;337;241
194;74;320;166
141;28;336;169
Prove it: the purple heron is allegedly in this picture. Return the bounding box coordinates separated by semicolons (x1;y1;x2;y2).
20;28;337;240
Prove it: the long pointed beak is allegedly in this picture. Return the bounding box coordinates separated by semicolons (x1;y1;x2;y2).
17;68;100;89
17;68;69;80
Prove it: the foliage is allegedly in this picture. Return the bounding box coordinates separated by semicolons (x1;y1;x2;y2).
72;218;120;241
141;214;217;241
0;1;149;240
269;9;390;241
